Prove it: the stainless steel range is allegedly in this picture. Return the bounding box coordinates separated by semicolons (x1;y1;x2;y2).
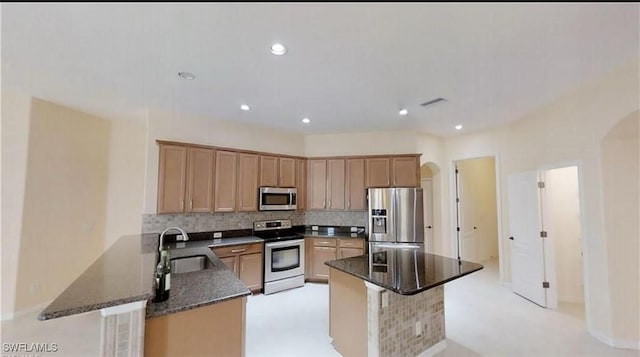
253;219;305;295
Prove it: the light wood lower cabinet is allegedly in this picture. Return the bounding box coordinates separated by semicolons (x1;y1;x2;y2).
145;296;245;357
212;242;263;292
239;253;263;291
305;237;365;282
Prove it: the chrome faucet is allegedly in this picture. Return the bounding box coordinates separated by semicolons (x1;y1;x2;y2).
158;227;190;252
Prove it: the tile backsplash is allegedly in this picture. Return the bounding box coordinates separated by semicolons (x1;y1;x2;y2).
141;210;367;234
142;211;305;234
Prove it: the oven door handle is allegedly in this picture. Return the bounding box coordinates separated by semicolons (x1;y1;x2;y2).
266;239;304;248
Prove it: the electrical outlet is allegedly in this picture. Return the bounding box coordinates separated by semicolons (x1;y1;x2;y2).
415;321;423;337
381;291;389;308
312;226;319;231
213;232;222;238
176;234;184;241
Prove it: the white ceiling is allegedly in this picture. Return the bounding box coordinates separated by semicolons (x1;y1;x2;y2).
2;3;638;136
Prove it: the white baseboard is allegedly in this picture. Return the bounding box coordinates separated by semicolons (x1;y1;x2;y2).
0;301;51;321
417;339;447;357
589;328;640;350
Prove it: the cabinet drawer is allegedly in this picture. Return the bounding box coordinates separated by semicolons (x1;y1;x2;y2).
310;238;337;247
212;242;263;257
339;239;365;249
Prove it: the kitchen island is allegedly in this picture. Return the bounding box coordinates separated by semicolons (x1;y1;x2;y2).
326;249;483;357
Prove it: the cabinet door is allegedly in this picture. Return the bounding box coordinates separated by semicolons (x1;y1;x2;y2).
279;157;296;188
219;256;238;276
312;246;337;280
340;247;364;259
214;150;237;212
307;159;327;209
296;159;307;210
239;253;263;291
392;156;419;187
157;145;188;213
326;159;346;210
260;155;278;187
346;158;366;210
186;147;214;212
366;158;391;187
237;153;259;212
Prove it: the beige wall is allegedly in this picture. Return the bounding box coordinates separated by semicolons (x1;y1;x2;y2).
544;166;583;304
15;98;111;310
601;111;639;345
1;91;32;317
104;117;148;249
305;130;419;157
443;60;640;343
142;108;305;213
456;157;499;262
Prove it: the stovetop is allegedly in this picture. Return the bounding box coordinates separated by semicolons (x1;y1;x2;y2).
253;219;305;242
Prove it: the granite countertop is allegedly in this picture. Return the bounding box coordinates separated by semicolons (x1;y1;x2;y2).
325;249;483;295
304;226;366;239
164;235;263;250
145;244;250;319
39;234;256;321
39;234;158;320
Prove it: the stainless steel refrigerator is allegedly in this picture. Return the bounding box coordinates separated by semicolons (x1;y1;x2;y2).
368;187;424;247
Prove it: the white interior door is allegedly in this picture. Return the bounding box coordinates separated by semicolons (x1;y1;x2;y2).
508;171;547;307
457;167;477;262
421;179;434;253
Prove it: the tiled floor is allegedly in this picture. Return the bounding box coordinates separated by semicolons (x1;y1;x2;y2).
2;259;637;356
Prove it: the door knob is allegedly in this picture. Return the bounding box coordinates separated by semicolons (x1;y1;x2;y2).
473;226;477;230
509;236;514;240
426;226;432;229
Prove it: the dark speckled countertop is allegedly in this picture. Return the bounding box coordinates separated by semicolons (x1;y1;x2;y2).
325;249;483;295
39;234;257;321
304;225;366;239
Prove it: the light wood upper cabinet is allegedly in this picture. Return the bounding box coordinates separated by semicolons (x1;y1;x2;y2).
260;155;278;187
214;150;237;212
346;159;366;210
365;158;391;188
185;147;214;212
157;145;188;213
392;156;420;187
307;159;327;209
237;153;259;212
296;159;307;210
326;159;346;210
279;157;296;188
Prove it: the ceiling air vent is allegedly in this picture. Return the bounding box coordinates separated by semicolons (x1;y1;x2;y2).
420;98;447;107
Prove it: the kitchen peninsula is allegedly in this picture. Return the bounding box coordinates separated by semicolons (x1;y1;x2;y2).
326;249;483;357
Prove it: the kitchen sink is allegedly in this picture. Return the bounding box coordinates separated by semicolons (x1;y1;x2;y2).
170;255;212;274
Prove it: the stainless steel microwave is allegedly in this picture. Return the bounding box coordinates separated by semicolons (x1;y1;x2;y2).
259;187;297;211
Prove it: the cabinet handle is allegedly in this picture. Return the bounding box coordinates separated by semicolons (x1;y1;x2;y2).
231;248;246;253
189;200;193;210
180;200;184;210
347;200;350;209
323;199;326;208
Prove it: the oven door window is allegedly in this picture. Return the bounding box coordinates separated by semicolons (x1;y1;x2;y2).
271;246;300;272
261;193;291;206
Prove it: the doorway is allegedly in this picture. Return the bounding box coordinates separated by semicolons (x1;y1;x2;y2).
508;164;584;310
420;162;440;254
454;157;499;264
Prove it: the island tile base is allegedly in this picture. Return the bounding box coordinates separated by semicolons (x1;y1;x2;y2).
330;268;445;357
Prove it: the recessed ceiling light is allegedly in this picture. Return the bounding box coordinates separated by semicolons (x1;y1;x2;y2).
455;124;463;130
270;43;287;55
399;109;408;116
240;104;250;111
177;72;195;80
302;117;311;124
